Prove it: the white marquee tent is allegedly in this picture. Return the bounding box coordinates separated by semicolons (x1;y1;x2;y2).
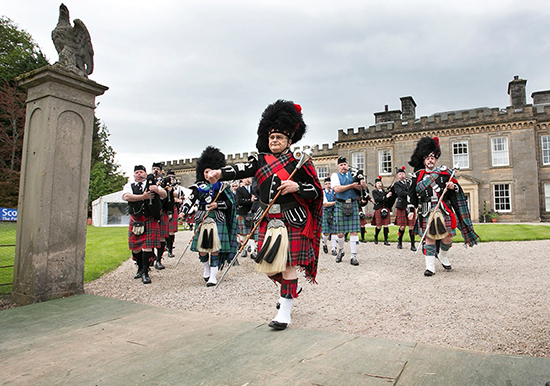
91;190;129;227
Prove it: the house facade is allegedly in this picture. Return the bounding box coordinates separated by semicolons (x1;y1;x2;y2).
163;76;550;222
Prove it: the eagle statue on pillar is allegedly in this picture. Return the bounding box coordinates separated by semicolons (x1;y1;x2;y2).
51;3;94;78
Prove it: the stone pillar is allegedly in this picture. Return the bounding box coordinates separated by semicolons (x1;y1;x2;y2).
12;66;108;305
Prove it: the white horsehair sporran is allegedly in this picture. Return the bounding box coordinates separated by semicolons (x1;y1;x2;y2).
197;217;221;253
255;219;289;274
428;208;448;240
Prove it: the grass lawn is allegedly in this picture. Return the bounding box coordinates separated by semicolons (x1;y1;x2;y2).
1;221;549;295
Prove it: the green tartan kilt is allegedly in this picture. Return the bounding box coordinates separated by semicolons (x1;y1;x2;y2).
334;201;360;233
191;214;232;253
322;207;335;234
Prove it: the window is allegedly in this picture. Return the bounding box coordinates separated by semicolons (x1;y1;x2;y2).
493;184;511;212
491;137;509;166
317;166;328;180
378;149;392;175
352;152;365;173
545;183;550;212
452;140;469;169
542;136;550;165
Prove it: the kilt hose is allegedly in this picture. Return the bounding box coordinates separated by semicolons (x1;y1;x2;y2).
258;211;316;271
414;211;456;238
394;207;415;228
159;211;170;238
321;207;335;234
190;212;232;253
128;215;162;250
236;214;252;235
334;201;360;233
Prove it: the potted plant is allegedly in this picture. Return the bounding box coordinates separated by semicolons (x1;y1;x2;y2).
489;210;499;222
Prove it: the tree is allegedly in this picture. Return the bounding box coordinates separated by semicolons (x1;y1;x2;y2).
0;80;26;171
0;16;49;208
88;117;127;214
0;16;49;81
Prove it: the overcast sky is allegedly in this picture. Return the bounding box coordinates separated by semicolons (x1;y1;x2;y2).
3;0;550;182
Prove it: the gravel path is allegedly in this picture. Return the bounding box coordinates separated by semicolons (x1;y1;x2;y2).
84;231;550;358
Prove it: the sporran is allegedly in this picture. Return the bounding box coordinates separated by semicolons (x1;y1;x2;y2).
255;219;289;274
132;221;145;235
428;209;448;240
197;217;221;252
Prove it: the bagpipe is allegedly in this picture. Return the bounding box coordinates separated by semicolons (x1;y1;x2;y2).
144;172;162;221
349;167;373;205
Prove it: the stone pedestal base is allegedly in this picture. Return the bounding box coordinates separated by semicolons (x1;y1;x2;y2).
12;66;108;305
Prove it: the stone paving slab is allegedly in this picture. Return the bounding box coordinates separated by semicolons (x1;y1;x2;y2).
1;294;549;385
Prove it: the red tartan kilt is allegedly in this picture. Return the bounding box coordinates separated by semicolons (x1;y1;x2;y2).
258;212;316;268
128;215;162;250
394;207;415;227
185;214;195;224
159;211;170;238
372;208;391;226
168;213;178;233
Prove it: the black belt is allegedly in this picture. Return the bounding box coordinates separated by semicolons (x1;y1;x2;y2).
259;201;301;211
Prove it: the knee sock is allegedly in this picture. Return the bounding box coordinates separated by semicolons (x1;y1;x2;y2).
132;251;143;271
349;235;359;254
337;236;345;250
322;234;329;246
374;228;381;240
360;227;366;240
424;244;436;272
167;235;175;253
281;278;298;299
156;242;165;261
439;242;452;266
142;251;155;272
268;273;283;284
383;227;389;241
409;230;416;245
398;229;404;243
331;235;337;250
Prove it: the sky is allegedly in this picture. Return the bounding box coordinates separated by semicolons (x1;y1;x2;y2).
3;0;550;182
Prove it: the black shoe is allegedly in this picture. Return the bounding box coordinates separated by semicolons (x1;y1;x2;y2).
250;253;257;261
384;241;390;246
323;244;328;253
335;249;344;263
424;270;434;277
442;264;452;270
268;320;288;330
242;249;247;258
397;242;402;249
374;238;378;245
203;277;209;282
331;249;337;256
350;257;359;266
134;270;142;279
154;260;165;270
247;245;252;252
142;272;151;284
411;245;417;252
168;252;175;258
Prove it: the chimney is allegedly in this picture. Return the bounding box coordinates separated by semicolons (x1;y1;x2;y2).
532;90;550;105
400;96;417;120
507;75;527;109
